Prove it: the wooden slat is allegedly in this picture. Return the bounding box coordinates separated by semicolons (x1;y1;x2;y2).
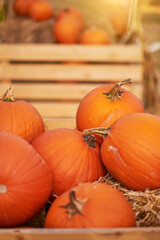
31;102;78;118
0;44;143;62
0;83;143;101
44;118;76;130
0;63;143;82
0;228;160;240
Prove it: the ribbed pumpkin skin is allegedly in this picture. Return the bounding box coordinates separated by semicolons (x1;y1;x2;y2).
76;85;144;132
32;128;106;196
101;113;160;191
45;182;135;228
0;132;52;227
0;100;45;143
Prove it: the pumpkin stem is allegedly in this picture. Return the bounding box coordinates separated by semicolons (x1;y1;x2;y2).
82;127;111;139
82;133;96;148
1;86;15;102
60;189;88;220
103;79;132;102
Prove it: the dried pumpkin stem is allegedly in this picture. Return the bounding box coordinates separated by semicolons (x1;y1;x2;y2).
83;133;96;148
60;190;88;220
1;86;15;102
103;79;132;102
82;127;111;140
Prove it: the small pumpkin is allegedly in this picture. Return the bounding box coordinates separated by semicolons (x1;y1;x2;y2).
79;27;110;45
53;18;81;44
28;0;53;21
76;79;144;133
32;128;106;196
83;113;160;191
56;6;84;30
13;0;36;16
45;182;135;228
110;11;128;37
0;86;45;143
0;132;52;227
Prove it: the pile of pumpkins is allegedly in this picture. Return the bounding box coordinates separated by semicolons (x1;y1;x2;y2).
13;0;128;44
0;80;160;228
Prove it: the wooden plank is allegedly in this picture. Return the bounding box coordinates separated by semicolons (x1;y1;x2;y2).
0;83;143;101
44;118;76;130
0;63;143;82
0;228;160;240
0;44;143;62
31;102;78;118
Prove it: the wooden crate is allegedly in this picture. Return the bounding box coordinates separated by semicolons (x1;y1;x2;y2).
0;44;160;239
0;44;144;130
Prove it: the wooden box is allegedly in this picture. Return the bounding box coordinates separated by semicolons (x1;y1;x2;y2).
1;44;159;240
0;43;144;130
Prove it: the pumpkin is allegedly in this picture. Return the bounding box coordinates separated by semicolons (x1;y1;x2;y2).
56;6;84;30
0;86;45;143
32;128;106;196
83;113;160;191
110;11;128;37
0;132;52;227
53;18;81;44
13;0;36;16
45;182;135;228
76;79;144;134
28;0;53;21
79;27;110;45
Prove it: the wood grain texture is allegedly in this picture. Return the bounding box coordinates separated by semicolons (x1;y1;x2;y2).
0;228;160;240
0;44;143;62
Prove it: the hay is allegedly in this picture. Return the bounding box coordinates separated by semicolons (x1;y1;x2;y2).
99;174;160;227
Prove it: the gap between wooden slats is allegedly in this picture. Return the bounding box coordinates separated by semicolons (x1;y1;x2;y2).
0;44;143;62
0;63;143;82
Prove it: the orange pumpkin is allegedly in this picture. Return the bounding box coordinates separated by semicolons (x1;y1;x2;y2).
53;18;81;44
111;11;128;37
56;6;84;30
0;86;44;143
45;182;135;228
32;128;106;196
28;0;53;21
13;0;36;16
79;28;110;45
76;80;144;133
84;113;160;191
0;132;52;227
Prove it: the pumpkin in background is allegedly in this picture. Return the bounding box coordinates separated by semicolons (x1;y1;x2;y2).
53;18;81;44
79;27;110;45
32;128;106;196
28;0;53;21
110;11;128;37
13;0;36;16
0;132;52;227
0;86;45;143
45;182;135;228
83;113;160;191
76;79;144;134
56;6;85;31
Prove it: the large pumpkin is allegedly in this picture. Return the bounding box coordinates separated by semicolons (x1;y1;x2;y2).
79;28;110;45
45;182;135;228
83;113;160;191
76;80;144;133
32;128;106;196
56;6;84;30
53;18;81;44
0;132;52;227
0;86;45;143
